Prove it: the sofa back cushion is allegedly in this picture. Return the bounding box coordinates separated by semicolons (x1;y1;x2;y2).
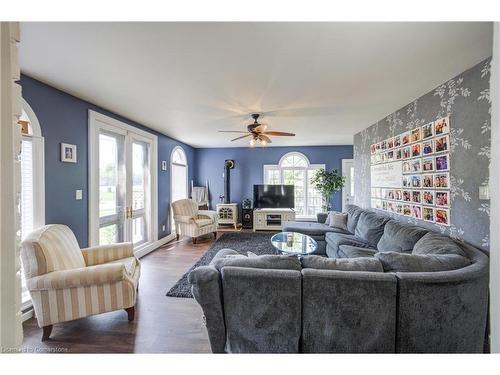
375;252;471;272
211;252;302;271
377;220;428;253
346;205;363;233
301;255;383;272
354;211;389;247
412;232;468;257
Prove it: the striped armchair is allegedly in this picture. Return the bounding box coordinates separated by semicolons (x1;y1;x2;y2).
21;225;140;341
172;199;218;244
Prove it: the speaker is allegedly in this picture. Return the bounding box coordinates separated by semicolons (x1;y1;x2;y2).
242;208;254;229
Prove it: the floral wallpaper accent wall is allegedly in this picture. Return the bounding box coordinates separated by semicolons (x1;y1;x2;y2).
353;58;491;250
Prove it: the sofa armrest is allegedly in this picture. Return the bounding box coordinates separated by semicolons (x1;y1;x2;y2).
317;212;328;224
188;266;226;353
81;242;134;266
174;215;195;224
198;210;218;223
27;263;126;291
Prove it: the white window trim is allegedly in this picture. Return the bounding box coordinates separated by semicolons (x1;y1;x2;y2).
21;98;45;231
20;98;45;314
263;152;325;219
88;110;158;252
341;158;354;212
170;145;189;231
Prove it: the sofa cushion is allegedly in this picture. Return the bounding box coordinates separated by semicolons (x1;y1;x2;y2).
325;232;374;253
346;205;363;233
412;232;468;257
338;245;378;258
327;212;348;231
375;252;471;272
282;221;349;236
211;251;302;271
300;255;383;272
377;220;428;253
354;211;390;247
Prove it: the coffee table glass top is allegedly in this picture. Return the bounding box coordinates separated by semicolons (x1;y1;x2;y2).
271;232;317;255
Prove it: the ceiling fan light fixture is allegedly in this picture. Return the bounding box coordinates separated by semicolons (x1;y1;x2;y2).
249;138;256;147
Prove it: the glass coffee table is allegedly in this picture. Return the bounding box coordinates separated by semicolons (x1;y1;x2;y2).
271;232;318;256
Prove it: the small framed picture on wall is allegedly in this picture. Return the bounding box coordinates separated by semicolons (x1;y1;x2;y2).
435;208;450;226
423;207;435;222
435;116;450;136
421;122;434;139
61;143;77;163
402;131;411;145
434;172;450;188
435;154;450;171
435;135;450;153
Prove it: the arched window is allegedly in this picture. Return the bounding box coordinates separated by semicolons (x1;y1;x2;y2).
19;98;45;308
170;146;188;229
263;152;324;218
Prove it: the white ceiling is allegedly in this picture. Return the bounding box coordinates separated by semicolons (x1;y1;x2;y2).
19;22;492;148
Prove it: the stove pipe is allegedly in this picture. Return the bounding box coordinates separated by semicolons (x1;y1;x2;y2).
223;159;235;204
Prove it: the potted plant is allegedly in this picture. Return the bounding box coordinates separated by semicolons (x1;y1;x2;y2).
311;168;345;212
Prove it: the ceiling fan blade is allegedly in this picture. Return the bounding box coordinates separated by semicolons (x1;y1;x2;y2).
231;134;252;142
219;130;249;133
263;131;296;136
259;135;272;144
253;124;268;133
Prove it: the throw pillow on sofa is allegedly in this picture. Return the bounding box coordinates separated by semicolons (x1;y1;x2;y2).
377;220;428;253
375;252;471;272
412;232;468;257
354;211;389;247
327;211;348;231
301;255;383;272
346;205;363;233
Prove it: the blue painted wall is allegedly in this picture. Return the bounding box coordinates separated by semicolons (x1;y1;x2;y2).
20;74;195;247
194;146;353;213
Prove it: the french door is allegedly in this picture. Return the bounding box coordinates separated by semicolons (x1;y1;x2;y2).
89;111;158;249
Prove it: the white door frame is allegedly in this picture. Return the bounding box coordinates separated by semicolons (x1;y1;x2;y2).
341;159;354;212
88;110;158;251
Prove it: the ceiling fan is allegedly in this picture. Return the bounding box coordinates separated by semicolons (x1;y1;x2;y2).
218;113;295;147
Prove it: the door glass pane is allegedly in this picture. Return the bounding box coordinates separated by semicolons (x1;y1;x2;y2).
133;217;145;244
99;134;118;217
99;224;117;245
132;142;147;211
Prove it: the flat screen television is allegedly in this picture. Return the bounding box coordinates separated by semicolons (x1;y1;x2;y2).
253;184;295;209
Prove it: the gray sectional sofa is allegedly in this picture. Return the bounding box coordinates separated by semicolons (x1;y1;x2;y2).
189;205;489;353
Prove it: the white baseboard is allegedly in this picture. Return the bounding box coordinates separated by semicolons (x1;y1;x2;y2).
134;231;176;259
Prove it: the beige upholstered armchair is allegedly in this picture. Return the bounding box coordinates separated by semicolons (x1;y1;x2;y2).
171;198;218;244
21;224;140;341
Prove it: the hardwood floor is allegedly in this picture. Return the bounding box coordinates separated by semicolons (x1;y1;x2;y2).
21;234;218;353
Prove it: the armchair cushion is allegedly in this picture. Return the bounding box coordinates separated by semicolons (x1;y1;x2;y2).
81;242;134;266
108;257;139;277
27;262;127;291
174;215;194;224
195;218;215;227
198;210;218;222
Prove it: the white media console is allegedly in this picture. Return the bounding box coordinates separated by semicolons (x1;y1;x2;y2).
253;208;296;231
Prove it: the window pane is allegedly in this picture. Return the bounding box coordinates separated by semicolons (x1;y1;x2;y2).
281;154;307;168
132;142;147;211
99;134;118;217
307;169;323;215
172;147;187;165
99;224;117;245
21;139;34;240
283;169;305;216
265;169;280;184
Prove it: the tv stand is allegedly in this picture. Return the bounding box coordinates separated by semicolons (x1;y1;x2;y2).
253;208;296;231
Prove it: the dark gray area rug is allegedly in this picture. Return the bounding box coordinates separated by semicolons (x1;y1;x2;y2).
166;232;277;298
